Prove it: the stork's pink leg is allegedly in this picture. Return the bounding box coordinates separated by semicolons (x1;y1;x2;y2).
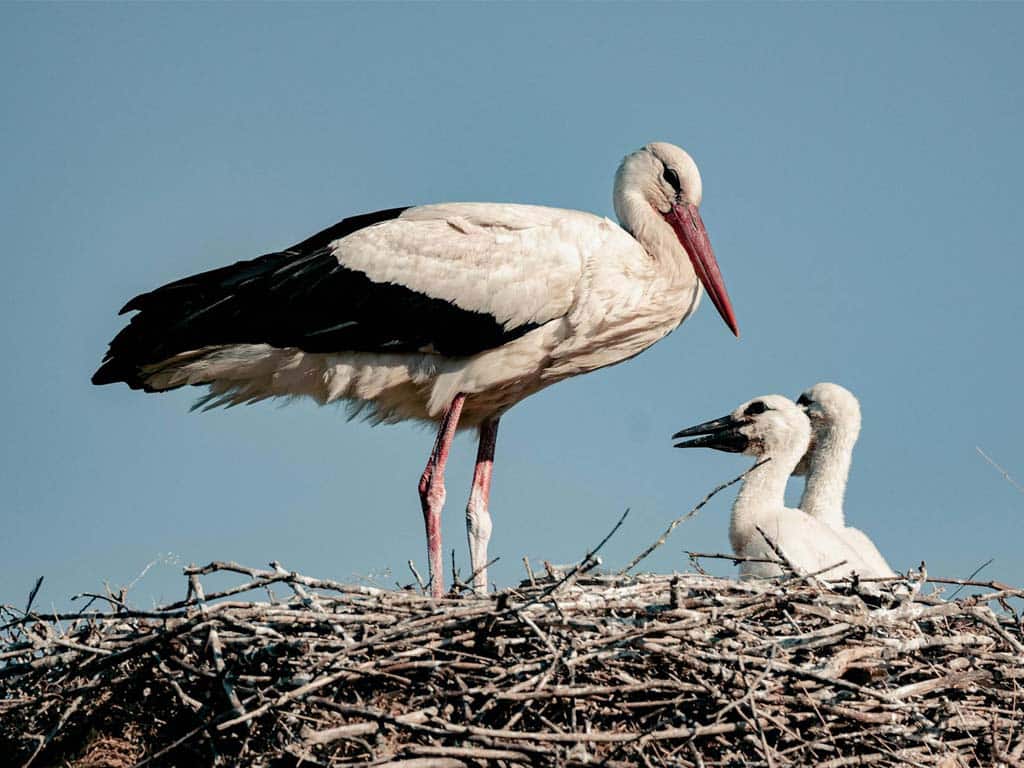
418;394;466;598
466;418;500;593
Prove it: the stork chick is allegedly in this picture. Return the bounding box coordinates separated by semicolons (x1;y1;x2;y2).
794;383;895;578
674;395;874;579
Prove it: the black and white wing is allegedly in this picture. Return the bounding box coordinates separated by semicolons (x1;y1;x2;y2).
93;202;601;390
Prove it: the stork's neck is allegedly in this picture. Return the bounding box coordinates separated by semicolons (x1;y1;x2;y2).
799;425;857;528
615;191;697;284
729;447;801;556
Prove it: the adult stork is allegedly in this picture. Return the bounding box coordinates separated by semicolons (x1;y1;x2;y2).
93;141;739;597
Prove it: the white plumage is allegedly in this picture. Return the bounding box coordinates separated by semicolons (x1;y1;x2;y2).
674;395;876;580
160;203;690;426
795;383;895;578
95;141;740;597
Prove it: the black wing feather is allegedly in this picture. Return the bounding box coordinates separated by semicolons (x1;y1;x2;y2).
93;207;541;389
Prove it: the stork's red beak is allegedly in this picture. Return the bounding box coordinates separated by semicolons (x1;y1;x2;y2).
664;203;739;337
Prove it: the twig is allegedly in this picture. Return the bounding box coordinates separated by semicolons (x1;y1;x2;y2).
270;560;326;613
188;572;246;722
523;557;536;586
755;525;800;575
620;460;769;575
462;557;500;594
685;551;785;567
71;592;130;612
131;694;260;767
407;560;427;593
23;577;44;616
20;691;84;768
950;558;995;600
977;446;1024;495
799;559;849;582
518;508;630;610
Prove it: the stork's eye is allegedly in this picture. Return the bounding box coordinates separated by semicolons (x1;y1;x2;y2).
744;401;768;416
662;166;681;194
796;394;811;407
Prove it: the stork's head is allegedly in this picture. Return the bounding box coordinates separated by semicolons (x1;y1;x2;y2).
673;395;810;462
614;142;738;337
792;382;862;476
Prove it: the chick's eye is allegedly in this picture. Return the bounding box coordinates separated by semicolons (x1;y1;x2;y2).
744;401;768;416
662;166;681;193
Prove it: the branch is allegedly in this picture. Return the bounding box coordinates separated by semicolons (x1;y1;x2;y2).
518;508;630;610
620;459;770;575
976;446;1024;495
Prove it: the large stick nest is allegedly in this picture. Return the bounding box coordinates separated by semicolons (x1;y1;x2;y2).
3;553;1023;768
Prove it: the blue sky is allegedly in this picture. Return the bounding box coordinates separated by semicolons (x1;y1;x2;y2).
2;4;1022;609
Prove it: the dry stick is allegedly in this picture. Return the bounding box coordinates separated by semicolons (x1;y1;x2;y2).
307;699;452;739
428;713;758;744
23;577;43;616
132;693;261;768
270;560;326;613
854;565;1022;596
686;741;707;768
922;575;1018;590
517;508;630;611
993;752;1024;768
522;557;536;586
463;557;500;594
407;560;427;593
969;607;1024;654
168;677;203;713
20;690;84;768
217;655;447;731
72;592;132;616
796;559;849;583
302;706;439;745
158;577;283;611
685;551;786;567
977;446;1024;495
687;552;709;575
404;745;531;762
754;526;800;575
180;560;390;599
739;656;776;768
1;615;213;682
620;460;770;575
707;647;777;726
187;572;246;721
950;558;995;600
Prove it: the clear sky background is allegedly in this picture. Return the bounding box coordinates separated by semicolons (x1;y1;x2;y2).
2;4;1022;610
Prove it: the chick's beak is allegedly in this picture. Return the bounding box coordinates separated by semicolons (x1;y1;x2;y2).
672;414;749;453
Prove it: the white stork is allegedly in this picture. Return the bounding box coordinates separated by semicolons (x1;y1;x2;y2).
93;141;739;597
673;395;874;579
794;383;895;577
